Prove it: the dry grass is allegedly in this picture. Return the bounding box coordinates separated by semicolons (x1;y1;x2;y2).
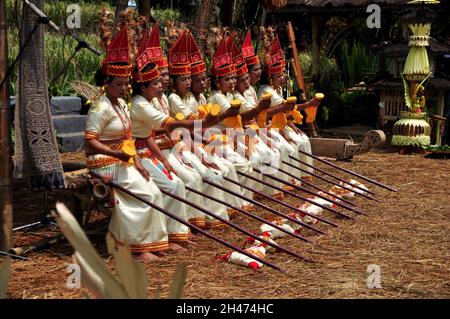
3;150;450;299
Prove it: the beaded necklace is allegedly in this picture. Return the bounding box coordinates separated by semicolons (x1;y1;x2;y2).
111;100;132;139
157;95;170;115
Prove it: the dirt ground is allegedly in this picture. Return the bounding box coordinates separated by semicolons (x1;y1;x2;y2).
2;148;450;299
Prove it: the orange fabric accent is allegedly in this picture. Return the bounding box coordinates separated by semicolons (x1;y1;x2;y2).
156;57;169;68
212;64;236;77
169;64;191;76
190;61;206;75
108;231;169;253
133;67;160;83
244;54;260;66
101;63;132;77
161;116;175;130
268;61;285;76
168;233;189;243
188;217;206;228
84;131;99;141
87;156;121;169
236;63;248;77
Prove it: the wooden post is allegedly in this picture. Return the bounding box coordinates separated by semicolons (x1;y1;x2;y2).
286;21;307;101
0;0;13;251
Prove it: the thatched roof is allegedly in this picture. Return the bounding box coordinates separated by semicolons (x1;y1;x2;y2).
274;0;437;12
371;77;450;90
286;0;410;6
382;38;450;56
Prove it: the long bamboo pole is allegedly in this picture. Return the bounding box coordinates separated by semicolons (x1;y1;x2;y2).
184;185;314;242
219;176;338;228
202;179;326;236
289;155;379;197
259;166;367;215
0;0;13;251
241;171;355;219
280;159;373;203
89;172;284;272
296;150;398;192
158;188;310;262
272;163;359;206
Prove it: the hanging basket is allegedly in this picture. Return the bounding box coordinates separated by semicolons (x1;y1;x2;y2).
391;112;431;147
259;0;288;10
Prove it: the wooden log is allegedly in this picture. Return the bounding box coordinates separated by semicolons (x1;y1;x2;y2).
309;130;386;160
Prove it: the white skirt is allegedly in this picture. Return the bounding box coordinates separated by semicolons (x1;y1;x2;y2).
88;154;169;253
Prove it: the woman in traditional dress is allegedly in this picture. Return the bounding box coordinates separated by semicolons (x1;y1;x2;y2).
131;25;239;228
207;36;271;206
258;36;316;180
84;27;168;262
258;36;319;184
131;30;191;250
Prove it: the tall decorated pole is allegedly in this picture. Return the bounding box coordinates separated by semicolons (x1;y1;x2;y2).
391;0;440;150
0;0;13;250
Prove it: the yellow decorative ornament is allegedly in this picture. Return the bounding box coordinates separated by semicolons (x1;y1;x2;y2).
289;107;303;125
271;113;287;130
209;104;221;117
198;103;221;119
207;134;229;144
175;112;185;121
286;96;297;104
315;93;324;100
223;115;242;128
223;100;243;128
121;139;137;165
256;110;268;128
197;103;211;118
261;93;272;101
255;93;273;128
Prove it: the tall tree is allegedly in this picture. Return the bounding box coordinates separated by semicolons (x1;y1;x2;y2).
113;0;129;35
0;0;12;251
192;0;214;58
219;0;233;27
138;0;152;20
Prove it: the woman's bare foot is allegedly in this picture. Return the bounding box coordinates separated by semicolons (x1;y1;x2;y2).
133;252;161;262
169;242;187;252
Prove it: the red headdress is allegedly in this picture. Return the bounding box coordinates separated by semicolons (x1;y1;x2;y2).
144;22;168;69
241;30;260;67
211;36;236;77
133;29;160;83
101;26;132;77
187;32;206;76
267;36;285;76
169;30;191;76
228;32;248;77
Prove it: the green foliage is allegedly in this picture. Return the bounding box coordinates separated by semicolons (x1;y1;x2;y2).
151;8;181;23
298;48;379;127
298;51;343;127
334;89;379;127
6;0;114;34
339;40;378;87
7;29;103;96
5;0;181;96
